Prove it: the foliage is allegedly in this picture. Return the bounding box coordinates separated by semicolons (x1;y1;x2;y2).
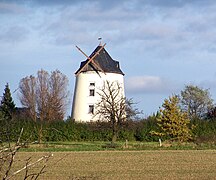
18;69;69;122
0;83;16;120
0;112;216;144
125;98;142;121
152;95;193;142
207;106;216;120
191;118;216;137
180;85;213;119
134;115;159;142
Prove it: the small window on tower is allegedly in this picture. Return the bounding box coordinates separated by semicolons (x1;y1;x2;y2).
88;105;94;114
90;82;95;87
89;89;95;96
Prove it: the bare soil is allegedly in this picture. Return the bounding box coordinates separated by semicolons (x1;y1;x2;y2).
9;150;216;179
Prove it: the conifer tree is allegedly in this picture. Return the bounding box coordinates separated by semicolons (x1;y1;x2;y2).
0;83;16;119
153;95;192;142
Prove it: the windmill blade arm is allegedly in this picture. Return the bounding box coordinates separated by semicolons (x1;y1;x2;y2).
76;46;90;59
76;43;106;76
91;60;106;75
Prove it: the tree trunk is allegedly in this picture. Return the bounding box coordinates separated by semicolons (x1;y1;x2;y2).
112;131;117;143
38;123;43;144
112;120;118;143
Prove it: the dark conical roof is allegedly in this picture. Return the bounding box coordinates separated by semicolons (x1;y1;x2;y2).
75;45;124;75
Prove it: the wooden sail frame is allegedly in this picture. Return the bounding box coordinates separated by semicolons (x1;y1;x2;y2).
75;43;106;76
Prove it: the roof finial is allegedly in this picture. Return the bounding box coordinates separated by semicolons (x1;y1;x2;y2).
98;37;102;46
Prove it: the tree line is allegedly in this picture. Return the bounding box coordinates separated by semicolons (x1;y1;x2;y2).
1;113;216;144
1;69;216;144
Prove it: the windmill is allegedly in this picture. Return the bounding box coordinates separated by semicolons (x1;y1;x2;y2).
71;42;125;122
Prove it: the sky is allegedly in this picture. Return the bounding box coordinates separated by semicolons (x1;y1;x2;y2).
1;0;216;117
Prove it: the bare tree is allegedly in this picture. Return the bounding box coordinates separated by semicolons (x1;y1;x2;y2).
19;76;37;121
47;70;69;121
36;70;49;122
95;81;126;143
18;69;69;122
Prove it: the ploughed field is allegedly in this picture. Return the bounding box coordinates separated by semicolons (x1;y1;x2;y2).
11;150;216;179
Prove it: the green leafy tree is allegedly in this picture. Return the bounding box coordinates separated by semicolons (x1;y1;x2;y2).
0;83;16;119
180;85;213;119
152;95;192;142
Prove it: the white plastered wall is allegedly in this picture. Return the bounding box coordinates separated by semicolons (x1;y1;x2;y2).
71;71;125;122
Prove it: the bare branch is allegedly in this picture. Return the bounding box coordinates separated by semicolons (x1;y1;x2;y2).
95;80;126;142
0;127;53;180
6;153;53;180
16;127;23;145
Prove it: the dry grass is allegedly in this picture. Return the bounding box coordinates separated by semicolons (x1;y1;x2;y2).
10;150;216;179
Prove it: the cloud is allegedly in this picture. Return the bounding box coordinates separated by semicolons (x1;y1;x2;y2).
125;76;179;94
2;0;216;59
10;0;215;9
0;26;29;43
34;0;216;52
144;0;214;8
0;2;27;14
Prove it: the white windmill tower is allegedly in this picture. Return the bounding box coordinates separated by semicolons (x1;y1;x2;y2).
71;41;125;122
